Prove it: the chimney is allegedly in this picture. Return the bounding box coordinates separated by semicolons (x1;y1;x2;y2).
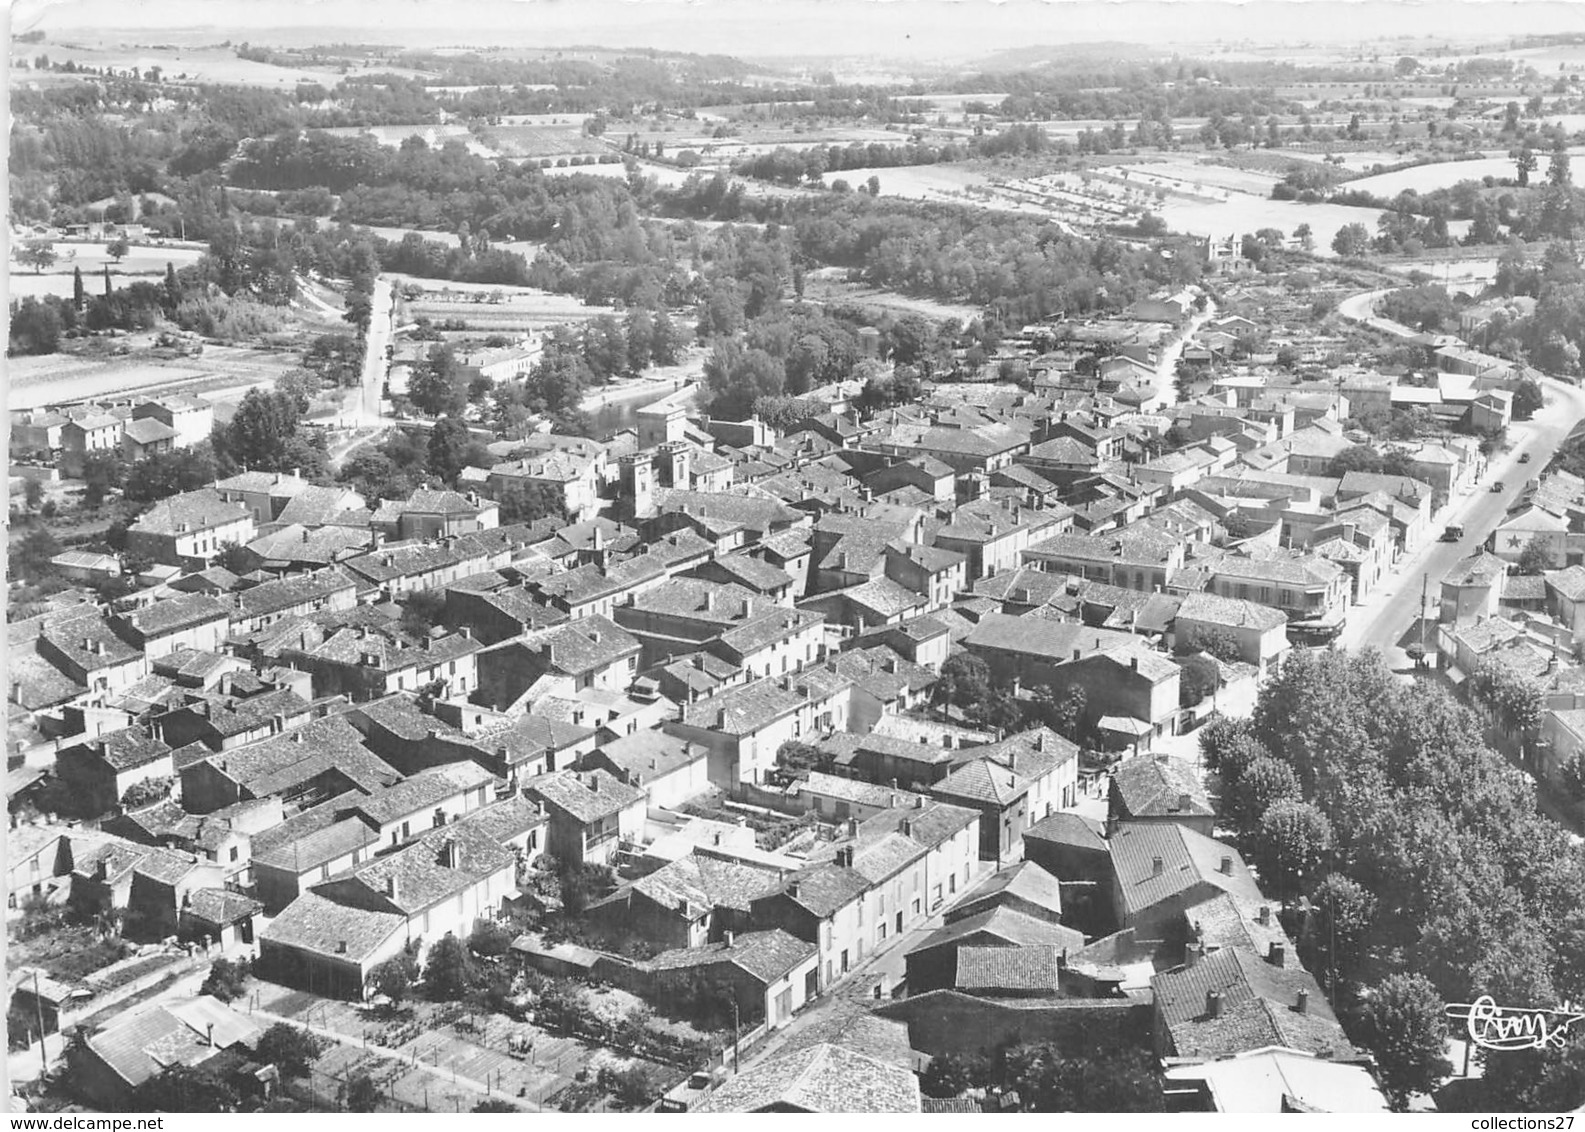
1219;855;1233;875
1206;990;1222;1018
336;940;348;954
1151;855;1164;877
1130;655;1138;672
1257;905;1270;926
1185;943;1204;968
1296;989;1309;1014
787;881;800;898
386;875;399;901
846;817;858;837
723;930;734;947
901;818;913;837
914;795;925;809
206;1022;215;1048
1177;792;1191;812
1268;942;1286;967
1072;648;1081;661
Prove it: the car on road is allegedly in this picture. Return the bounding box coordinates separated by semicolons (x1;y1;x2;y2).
1492;481;1505;492
1441;524;1464;542
1519;452;1531;463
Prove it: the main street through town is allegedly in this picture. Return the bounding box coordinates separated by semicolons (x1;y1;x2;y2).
1334;290;1585;667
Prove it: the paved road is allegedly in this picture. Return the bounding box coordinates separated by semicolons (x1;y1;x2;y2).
359;277;398;424
1154;299;1218;406
1332;289;1585;664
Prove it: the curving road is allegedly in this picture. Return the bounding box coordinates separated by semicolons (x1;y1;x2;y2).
1333;289;1585;665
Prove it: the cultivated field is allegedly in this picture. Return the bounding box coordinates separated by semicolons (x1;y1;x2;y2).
15;39;431;88
6;343;298;411
398;279;610;334
1344;146;1585;196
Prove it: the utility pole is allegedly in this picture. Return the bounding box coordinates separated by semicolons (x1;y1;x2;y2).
1420;570;1431;666
731;993;741;1074
32;970;49;1076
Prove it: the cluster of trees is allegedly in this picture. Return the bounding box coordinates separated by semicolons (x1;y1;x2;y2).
210;384;330;480
920;1045;1163;1111
732;124;1054;186
9;262;185;357
1201;649;1585;1110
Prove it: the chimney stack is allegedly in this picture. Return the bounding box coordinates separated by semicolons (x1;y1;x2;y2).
723;930;734;947
1257;905;1270;926
1206;990;1222;1018
386;875;399;901
336;940;348;954
1178;792;1191;812
206;1022;215;1048
1151;855;1164;877
1296;989;1309;1014
1268;942;1286;967
1219;855;1233;875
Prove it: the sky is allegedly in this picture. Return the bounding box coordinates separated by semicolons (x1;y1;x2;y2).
13;0;1585;63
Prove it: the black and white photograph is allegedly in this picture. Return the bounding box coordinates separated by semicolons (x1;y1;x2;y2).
6;0;1585;1115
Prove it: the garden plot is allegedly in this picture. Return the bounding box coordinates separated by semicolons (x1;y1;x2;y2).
6;344;294;412
11;241;207;280
400;282;606;333
800;270;982;324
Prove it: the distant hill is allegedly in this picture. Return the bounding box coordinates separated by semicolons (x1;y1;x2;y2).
967;41;1160;72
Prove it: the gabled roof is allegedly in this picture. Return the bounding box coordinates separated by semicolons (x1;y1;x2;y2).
1109;822;1262;918
526;770;646;825
129;489;252;536
954;944;1064;993
906;905;1085;957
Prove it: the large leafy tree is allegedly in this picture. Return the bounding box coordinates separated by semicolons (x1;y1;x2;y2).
934;653;992;713
425;416;472;485
1354;973;1451;1111
421;934;473;1000
254;1024;329;1080
1248;799;1334;900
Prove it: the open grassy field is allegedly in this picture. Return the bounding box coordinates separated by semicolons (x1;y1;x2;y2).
482;124;606;160
10;240;207;279
400;280;609;333
801;268;982;323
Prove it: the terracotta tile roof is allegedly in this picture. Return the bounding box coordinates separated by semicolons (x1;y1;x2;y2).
1112;754;1215;821
954;944;1064;993
526;770;646;825
259;890;406;963
693;1042;921;1112
1109;822;1263;919
1150;948;1358;1060
906;906;1085;958
633;853;786;919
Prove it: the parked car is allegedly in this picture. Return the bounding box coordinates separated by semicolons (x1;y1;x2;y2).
1519;452;1531;464
1441;524;1464;542
1492;481;1505;492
